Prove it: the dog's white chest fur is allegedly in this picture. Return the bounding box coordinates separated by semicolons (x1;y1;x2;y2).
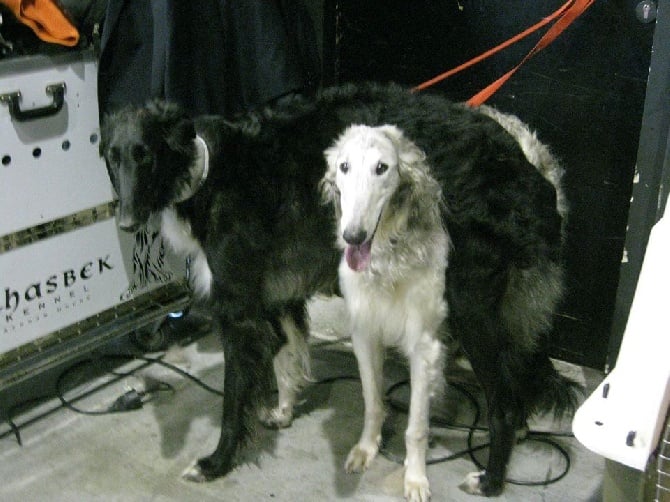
339;238;448;353
160;207;213;298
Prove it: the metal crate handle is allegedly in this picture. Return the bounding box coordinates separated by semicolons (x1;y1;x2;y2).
0;82;66;122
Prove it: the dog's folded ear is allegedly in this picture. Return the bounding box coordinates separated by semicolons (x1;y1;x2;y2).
320;145;339;204
166;118;196;154
144;100;196;154
378;124;426;171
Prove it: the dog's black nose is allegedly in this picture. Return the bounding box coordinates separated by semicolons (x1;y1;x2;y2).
343;228;367;245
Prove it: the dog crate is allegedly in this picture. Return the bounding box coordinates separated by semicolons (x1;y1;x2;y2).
0;49;190;392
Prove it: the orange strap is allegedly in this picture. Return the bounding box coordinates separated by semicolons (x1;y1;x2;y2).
1;0;80;47
412;0;595;106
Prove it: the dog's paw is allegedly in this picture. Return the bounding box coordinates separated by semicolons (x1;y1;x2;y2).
258;405;293;429
181;461;209;483
345;443;378;473
404;473;431;501
458;470;503;497
181;455;232;483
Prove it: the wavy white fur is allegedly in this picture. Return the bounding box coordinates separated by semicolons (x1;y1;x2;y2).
322;124;449;502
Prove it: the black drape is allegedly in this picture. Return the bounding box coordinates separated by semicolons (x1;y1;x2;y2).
97;0;320;119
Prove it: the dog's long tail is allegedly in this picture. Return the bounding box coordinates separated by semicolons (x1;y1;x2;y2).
515;350;583;420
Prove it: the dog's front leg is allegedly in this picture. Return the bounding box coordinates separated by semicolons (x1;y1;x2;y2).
404;332;443;502
345;329;385;473
183;319;277;482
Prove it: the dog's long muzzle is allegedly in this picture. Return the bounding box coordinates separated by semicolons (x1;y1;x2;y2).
340;212;381;272
115;200;139;233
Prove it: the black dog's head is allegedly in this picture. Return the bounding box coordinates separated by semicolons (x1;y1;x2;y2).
100;100;197;232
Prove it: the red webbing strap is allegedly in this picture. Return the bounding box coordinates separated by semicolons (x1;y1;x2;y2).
467;0;595;106
411;0;595;106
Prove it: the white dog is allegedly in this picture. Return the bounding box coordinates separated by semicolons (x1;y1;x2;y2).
322;124;449;501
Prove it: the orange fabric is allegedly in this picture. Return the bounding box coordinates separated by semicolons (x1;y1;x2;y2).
1;0;79;47
411;0;595;106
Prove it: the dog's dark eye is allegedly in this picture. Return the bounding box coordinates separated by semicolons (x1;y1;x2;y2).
375;162;389;175
339;162;349;174
107;147;120;164
132;144;152;164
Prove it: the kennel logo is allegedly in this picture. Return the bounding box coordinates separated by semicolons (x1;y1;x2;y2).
1;255;115;333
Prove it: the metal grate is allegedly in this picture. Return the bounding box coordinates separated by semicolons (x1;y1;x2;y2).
656;411;670;501
0;201;117;253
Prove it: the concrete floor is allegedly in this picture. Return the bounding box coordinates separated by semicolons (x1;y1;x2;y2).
0;297;605;501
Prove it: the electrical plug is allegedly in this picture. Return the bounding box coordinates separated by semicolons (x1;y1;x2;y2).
108;389;144;412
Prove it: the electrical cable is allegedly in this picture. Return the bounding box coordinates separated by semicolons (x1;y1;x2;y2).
382;379;573;486
79;353;225;397
55;355;176;415
0;357;156;443
1;339;345;438
2;348;574;488
2;395;54;446
0;354;180;440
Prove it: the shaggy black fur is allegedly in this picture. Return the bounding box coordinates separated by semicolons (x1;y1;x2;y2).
100;82;579;496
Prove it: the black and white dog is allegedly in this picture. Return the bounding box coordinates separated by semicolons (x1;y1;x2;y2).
100;82;579;497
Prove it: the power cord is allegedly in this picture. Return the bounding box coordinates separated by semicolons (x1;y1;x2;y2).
2;349;574;488
108;389;144;412
1;353;183;443
381;379;573;486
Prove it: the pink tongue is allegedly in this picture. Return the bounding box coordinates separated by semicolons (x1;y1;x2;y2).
345;240;372;271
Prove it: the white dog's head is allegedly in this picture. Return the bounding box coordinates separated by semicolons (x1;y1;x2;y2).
322;124;422;272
